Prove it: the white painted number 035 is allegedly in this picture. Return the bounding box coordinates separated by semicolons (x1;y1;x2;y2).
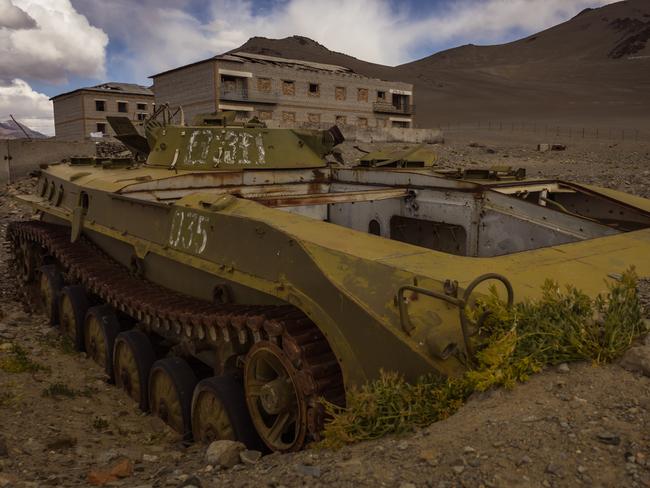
168;209;209;254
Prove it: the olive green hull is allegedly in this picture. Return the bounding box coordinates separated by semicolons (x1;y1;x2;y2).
19;162;650;390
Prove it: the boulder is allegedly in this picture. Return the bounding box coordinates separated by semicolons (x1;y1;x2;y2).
204;440;245;469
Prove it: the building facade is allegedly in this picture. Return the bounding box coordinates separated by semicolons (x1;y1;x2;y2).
51;83;154;140
151;52;414;129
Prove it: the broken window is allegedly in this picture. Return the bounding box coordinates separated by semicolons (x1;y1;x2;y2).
95;100;105;112
308;83;320;97
377;90;386;101
335;115;347;126
96;123;106;134
117;102;128;113
136;113;147;121
258;110;273;120
282;111;296;123
357;117;368;128
307;113;321;124
282;80;295;96
357;88;368;102
257;77;272;93
136;103;147;111
335;86;346;101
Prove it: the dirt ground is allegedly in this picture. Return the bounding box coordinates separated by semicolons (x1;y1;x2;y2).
1;132;649;488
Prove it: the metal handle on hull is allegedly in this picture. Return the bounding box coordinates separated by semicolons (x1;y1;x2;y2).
397;273;514;362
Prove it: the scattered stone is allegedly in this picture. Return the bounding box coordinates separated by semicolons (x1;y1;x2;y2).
545;463;564;477
577;465;588;474
46;435;77;451
418;448;438;466
397;440;409;450
557;363;570;374
619;345;650;377
204;440;245;469
177;475;202;487
517;455;532;467
142;454;159;463
0;474;15;488
239;449;262;465
597;432;621;446
0;436;8;458
87;458;133;486
551;144;567;151
295;464;321;478
537;143;551;152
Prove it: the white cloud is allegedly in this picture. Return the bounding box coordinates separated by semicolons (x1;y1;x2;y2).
0;79;53;135
0;0;108;83
75;0;618;82
0;0;36;29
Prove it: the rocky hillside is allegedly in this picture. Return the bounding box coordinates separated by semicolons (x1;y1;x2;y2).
0;120;47;140
233;0;650;128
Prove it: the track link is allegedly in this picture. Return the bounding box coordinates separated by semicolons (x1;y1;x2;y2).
7;220;344;445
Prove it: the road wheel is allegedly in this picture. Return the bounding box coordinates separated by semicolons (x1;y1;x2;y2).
244;342;307;452
39;265;63;326
113;330;155;411
149;357;197;441
58;285;89;350
84;305;120;381
192;374;263;449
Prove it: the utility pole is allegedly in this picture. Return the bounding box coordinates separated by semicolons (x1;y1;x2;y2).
9;114;32;140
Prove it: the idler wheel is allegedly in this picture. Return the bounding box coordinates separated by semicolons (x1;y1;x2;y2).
191;374;263;449
39;265;63;326
58;285;89;350
148;357;197;441
113;330;155;411
244;342;307;452
84;305;120;382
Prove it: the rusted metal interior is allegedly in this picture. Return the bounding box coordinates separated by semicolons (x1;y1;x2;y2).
118;168;650;258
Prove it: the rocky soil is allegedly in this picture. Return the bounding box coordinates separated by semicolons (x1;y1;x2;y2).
1;134;649;488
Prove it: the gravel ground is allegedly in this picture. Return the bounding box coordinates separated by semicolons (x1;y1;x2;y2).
1;134;649;488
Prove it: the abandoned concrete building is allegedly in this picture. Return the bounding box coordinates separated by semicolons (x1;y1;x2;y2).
151;52;414;129
51;83;154;140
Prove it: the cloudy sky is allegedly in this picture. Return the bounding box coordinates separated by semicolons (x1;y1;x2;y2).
0;0;617;136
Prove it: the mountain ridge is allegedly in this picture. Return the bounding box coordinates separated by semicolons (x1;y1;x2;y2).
232;0;650;128
0;120;47;140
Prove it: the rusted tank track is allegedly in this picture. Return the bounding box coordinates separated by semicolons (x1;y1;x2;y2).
7;220;344;445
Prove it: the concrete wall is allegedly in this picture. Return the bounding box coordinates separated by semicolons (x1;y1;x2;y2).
0;139;96;184
152;58;415;129
215;59;413;129
53;94;84;140
53;91;154;140
81;93;154;138
153;60;217;123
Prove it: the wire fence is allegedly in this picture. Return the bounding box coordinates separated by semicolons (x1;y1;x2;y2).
435;121;650;142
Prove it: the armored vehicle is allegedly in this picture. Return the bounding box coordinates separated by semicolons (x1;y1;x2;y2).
8;111;650;452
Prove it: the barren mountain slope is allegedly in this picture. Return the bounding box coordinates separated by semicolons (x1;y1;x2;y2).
233;0;650;129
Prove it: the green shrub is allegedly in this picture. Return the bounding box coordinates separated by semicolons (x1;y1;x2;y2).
321;268;646;448
0;345;48;374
